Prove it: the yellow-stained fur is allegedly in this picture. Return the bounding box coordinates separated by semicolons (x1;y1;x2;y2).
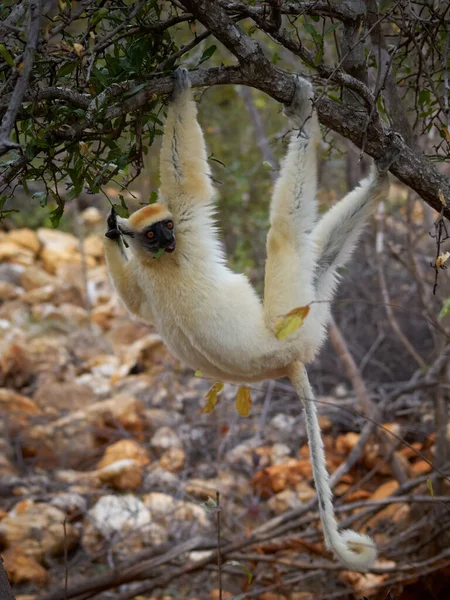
104;69;391;571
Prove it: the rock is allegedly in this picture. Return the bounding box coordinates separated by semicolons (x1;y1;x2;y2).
142;493;211;533
20;266;56;291
30;302;90;328
84;234;104;259
68;329;113;363
83;494;168;556
33;379;96;415
98;439;151;469
150;426;182;454
0;388;41;416
252;460;313;497
0;501;79;562
0;263;25;286
50;493;87;518
2;547;48;585
114;334;172;380
145;408;183;430
6;229;41;254
0;336;34;388
0;281;22;302
142;467;180;493
22;395;145;468
97;459;143;491
268;489;302;514
81;206;102;225
159;447;185;472
267;414;298;442
143;492;176;519
0;240;35;266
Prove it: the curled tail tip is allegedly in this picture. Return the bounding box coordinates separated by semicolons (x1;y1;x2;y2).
332;530;377;572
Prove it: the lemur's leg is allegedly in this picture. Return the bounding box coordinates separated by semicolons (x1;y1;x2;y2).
104;209;147;317
312;151;395;330
263;76;320;329
160;68;214;211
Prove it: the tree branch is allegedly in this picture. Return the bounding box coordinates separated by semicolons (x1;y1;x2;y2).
0;0;42;156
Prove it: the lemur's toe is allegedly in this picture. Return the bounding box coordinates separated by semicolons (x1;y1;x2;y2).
376;146;400;173
170;67;191;101
283;75;315;127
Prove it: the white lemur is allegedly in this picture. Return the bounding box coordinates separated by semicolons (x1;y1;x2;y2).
104;68;393;571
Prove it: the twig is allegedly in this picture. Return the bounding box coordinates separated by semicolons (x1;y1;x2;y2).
375;201;426;367
0;0;42;156
328;316;409;484
216;491;223;600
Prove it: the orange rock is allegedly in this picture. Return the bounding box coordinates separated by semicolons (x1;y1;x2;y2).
410;459;432;476
159;447;185;472
6;229;40;254
97;439;151;469
0;501;79;561
335;432;360;455
97;459;143;491
252;459;313;497
3;547;48;586
371;480;399;500
0;241;35;266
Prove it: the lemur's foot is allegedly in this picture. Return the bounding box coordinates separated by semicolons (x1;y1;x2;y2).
376;143;401;173
105;207;121;240
283;75;315;129
170;67;191;101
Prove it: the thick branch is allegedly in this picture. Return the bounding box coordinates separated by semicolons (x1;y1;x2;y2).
0;0;42;156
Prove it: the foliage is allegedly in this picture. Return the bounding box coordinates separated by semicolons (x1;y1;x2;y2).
0;0;449;228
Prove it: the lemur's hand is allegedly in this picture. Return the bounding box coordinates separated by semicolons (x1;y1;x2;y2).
105;207;121;240
169;67;191;102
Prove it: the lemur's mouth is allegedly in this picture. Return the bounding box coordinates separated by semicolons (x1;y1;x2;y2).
165;241;176;253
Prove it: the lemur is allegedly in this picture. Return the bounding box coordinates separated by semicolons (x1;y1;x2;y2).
104;68;393;571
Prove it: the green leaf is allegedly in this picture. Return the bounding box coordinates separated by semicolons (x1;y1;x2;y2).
427;477;434;497
199;45;217;64
325;23;340;36
304;23;322;42
32;191;48;208
0;44;14;67
227;561;253;584
195;369;203;377
149;190;158;204
439;298;450;319
262;161;274;171
418;89;430;106
49;204;64;228
122;83;147;99
314;47;324;66
58;62;78;77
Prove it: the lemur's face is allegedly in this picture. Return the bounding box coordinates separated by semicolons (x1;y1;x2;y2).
141;219;176;254
117;203;176;255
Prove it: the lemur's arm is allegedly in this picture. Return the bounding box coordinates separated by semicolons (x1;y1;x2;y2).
159;68;215;216
104;210;148;318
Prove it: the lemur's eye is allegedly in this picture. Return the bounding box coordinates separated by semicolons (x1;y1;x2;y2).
146;231;155;239
166;221;174;229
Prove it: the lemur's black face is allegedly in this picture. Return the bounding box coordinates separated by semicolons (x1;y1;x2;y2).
141;219;176;254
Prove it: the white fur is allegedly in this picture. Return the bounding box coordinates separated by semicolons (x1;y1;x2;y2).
104;71;389;571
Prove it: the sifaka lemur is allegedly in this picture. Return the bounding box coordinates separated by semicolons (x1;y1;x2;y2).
104;68;394;571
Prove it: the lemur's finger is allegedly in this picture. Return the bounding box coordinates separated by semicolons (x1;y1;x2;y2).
107;207;118;231
105;228;121;240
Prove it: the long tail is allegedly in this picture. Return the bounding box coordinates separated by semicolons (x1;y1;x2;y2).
289;362;377;571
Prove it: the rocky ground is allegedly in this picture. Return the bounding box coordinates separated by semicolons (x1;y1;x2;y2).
0;210;448;600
